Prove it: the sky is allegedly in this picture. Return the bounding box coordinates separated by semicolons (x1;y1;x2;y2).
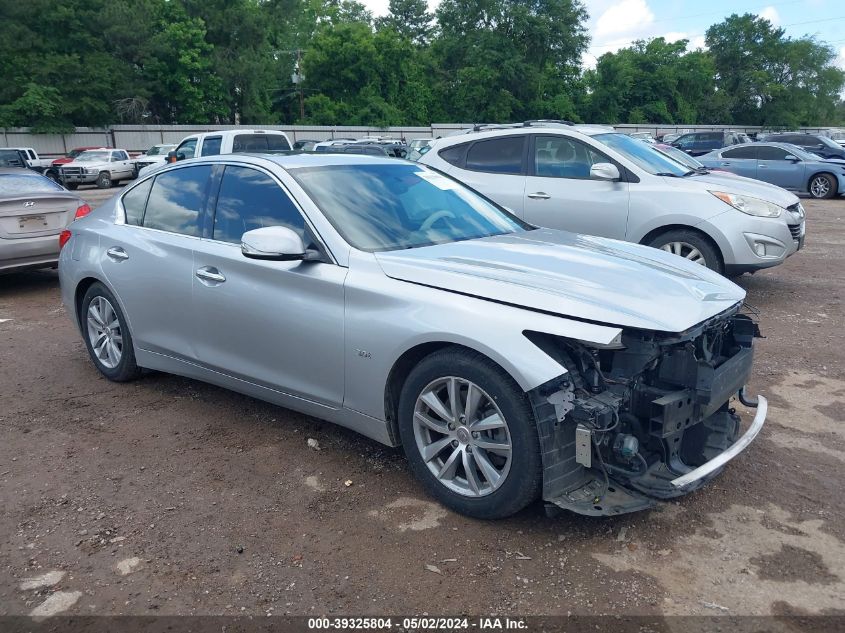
358;0;845;70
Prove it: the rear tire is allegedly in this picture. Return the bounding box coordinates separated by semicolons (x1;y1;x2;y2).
96;171;112;189
809;173;836;199
80;283;141;382
397;347;542;519
647;229;723;273
65;182;79;190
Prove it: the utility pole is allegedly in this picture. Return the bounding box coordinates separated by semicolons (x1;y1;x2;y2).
294;49;304;121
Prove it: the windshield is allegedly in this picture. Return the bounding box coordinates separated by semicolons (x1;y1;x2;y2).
0;173;64;195
819;136;841;149
76;151;110;162
146;145;174;156
653;144;704;169
781;144;824;161
289;163;530;252
594;133;689;176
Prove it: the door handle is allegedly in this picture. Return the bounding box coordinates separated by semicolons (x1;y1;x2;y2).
720;162;731;166
527;192;551;200
759;164;767;169
106;247;129;262
195;266;226;284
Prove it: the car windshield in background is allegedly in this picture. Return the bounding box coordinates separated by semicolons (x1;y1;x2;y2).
594;133;689;176
76;151;110;162
783;145;824;161
819;136;842;149
0;173;64;195
654;145;704;170
289;163;530;252
0;150;25;166
146;145;174;156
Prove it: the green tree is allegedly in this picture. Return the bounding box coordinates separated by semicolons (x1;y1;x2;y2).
376;0;434;44
706;13;845;126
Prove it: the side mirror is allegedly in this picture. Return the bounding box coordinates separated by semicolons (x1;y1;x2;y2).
590;162;620;181
167;150;178;163
784;154;800;162
241;226;306;261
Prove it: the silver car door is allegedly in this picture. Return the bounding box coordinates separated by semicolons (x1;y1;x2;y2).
191;164;346;407
98;165;213;361
523;135;630;240
757;145;803;190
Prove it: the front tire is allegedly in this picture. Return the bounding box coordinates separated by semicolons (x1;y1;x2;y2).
65;182;79;190
80;283;141;382
96;171;112;189
809;173;836;199
397;347;542;519
647;229;723;273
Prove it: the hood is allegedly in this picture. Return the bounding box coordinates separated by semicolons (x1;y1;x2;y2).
375;228;745;333
663;171;800;209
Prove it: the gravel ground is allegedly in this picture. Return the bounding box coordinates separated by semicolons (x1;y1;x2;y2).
1;189;843;620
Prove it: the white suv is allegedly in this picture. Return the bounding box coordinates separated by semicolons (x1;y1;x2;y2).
419;124;805;275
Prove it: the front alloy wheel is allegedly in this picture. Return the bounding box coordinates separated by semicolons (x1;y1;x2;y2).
659;241;707;265
398;347;542;519
413;377;512;497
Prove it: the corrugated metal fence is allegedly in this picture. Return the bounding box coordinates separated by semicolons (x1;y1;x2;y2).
0;123;836;158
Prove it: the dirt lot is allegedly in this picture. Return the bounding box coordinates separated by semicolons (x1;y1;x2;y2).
1;189;843;621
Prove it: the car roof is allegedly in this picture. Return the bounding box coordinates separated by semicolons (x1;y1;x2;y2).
177;152;403;170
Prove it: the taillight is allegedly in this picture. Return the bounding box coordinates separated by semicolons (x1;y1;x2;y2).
59;230;72;250
75;203;92;220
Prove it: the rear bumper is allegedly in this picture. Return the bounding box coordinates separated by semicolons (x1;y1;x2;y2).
0;234;60;272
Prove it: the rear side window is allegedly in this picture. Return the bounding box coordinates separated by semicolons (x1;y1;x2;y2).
142;166;211;236
212;165;306;244
722;146;757;159
465;137;525;174
201;136;222;156
232;134;291;152
122;178;153;226
438;143;469;167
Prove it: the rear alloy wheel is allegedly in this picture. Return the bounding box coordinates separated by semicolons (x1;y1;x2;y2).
96;171;112;189
648;229;722;273
398;348;541;519
809;173;835;199
81;283;141;382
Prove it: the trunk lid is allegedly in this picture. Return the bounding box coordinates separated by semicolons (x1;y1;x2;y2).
0;194;77;239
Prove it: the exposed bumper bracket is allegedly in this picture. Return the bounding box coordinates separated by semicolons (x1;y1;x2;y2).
671;394;767;489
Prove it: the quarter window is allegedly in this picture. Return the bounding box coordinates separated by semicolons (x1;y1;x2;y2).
122;178;153;226
465;136;525;174
212;166;306;244
142;166;211;236
722;146;758;159
438;143;469;167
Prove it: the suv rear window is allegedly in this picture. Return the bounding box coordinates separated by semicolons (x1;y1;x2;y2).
465;137;525;175
232;134;291;152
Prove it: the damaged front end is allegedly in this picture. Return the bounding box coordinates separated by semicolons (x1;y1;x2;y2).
527;305;767;516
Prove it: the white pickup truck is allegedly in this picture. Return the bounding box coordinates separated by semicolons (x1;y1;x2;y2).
138;129;293;178
57;148;136;189
0;147;53;173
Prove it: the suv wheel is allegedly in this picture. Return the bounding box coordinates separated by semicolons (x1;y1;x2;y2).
647;229;722;273
809;173;835;199
96;171;112;189
397;347;541;519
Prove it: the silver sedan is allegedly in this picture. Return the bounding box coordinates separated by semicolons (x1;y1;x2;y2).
0;167;89;273
59;154;767;519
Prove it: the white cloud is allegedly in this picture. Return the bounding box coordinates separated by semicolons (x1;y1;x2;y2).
358;0;440;17
594;0;655;38
837;46;845;70
758;6;780;25
690;35;707;50
663;31;688;43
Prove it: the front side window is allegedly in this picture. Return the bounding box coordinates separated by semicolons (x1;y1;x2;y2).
212;166;306;244
465;136;525;174
757;146;793;161
290;163;530;252
176;139;197;160
201;136;222;157
722;146;758;159
110;151;122;161
122;178;153;226
534;136;606;179
142;166;211;236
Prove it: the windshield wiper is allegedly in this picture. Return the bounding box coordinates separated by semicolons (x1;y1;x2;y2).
655;172;680;177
